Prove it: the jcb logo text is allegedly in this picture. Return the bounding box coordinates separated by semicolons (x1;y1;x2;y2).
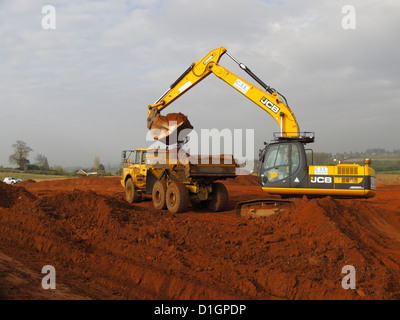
260;97;280;114
311;176;332;184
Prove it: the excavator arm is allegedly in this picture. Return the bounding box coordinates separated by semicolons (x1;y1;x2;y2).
147;47;300;141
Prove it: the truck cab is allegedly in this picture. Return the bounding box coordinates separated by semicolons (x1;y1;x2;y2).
121;148;148;199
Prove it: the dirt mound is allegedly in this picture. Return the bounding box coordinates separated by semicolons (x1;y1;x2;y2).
377;174;400;185
0;177;400;300
19;179;36;185
0;182;37;208
248;197;400;299
223;174;260;186
31;177;121;188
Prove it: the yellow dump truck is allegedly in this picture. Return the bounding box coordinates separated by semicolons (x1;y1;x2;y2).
121;148;238;213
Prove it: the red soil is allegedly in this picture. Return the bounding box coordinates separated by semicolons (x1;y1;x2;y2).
150;112;193;143
1;175;400;300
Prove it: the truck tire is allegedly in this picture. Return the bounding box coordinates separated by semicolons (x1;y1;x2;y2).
166;182;189;213
206;182;228;212
152;180;167;210
125;178;141;203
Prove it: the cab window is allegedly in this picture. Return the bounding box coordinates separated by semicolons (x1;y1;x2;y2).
132;151;141;164
141;151;147;164
291;144;300;174
262;144;290;182
263;144;290;169
261;143;301;183
275;144;290;167
264;145;279;169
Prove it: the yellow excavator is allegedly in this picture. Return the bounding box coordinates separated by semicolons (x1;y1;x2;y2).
146;47;376;211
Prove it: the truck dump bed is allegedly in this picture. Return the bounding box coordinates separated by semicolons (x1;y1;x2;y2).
146;148;238;179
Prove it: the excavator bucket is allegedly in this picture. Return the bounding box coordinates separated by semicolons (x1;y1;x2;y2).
149;112;193;145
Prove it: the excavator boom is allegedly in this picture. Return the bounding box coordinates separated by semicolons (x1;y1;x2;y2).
147;47;299;141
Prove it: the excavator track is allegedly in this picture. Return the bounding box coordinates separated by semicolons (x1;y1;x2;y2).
234;198;295;219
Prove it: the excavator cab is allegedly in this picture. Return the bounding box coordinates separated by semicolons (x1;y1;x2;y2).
260;141;306;189
259;133;313;193
258;132;376;199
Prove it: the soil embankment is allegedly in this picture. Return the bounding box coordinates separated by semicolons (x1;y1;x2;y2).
1;175;400;299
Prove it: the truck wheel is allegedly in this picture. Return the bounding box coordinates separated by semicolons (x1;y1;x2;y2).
206;182;228;212
152;180;167;210
166;182;189;213
125;178;141;203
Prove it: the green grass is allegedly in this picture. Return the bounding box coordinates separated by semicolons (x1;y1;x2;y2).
377;171;400;175
345;153;400;161
0;172;70;181
368;153;400;159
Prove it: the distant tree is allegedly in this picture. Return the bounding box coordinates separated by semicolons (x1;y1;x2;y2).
27;164;41;170
93;156;100;171
365;148;386;155
35;154;50;171
307;152;332;165
9;140;33;170
52;165;65;174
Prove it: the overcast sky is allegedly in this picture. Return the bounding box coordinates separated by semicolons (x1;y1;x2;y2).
1;0;399;168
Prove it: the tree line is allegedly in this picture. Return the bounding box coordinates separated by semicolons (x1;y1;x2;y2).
6;140;109;174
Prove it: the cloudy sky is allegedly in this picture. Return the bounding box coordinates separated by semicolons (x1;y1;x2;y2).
1;0;399;168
